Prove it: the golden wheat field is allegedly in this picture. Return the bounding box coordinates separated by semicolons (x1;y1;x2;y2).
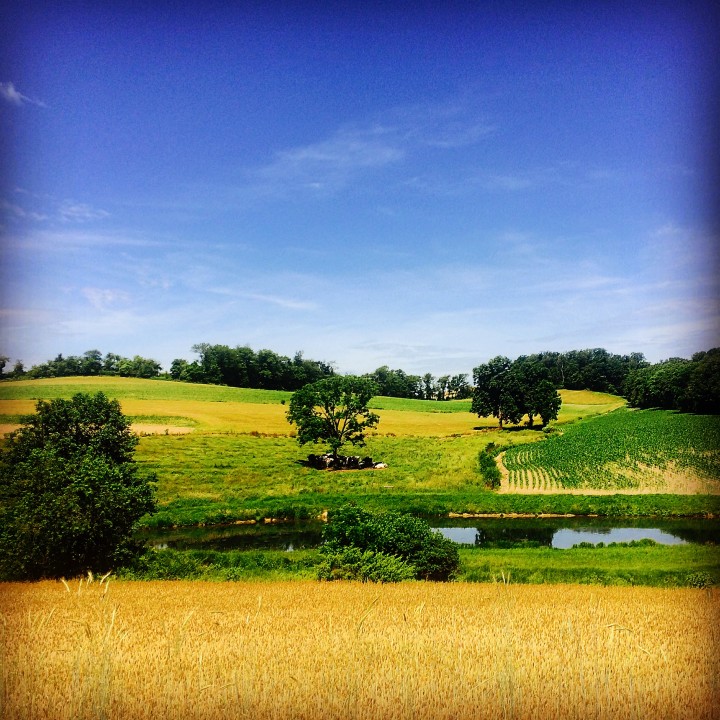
1;579;718;720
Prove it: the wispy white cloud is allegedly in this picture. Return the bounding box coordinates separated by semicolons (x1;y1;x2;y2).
2;192;111;226
203;284;319;311
81;288;132;310
251;126;404;196
8;229;166;251
0;82;46;108
59;201;111;223
242;292;319;311
1;199;48;222
238;102;495;200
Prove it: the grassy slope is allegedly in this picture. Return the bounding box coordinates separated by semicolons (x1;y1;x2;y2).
2;377;718;586
2;377;717;526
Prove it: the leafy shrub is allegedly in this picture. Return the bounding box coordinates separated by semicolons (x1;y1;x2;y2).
321;505;459;581
0;393;156;580
120;549;207;580
686;571;714;588
317;547;416;582
477;450;502;489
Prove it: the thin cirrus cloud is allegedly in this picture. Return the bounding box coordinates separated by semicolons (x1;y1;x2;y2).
0;81;46;108
204;285;319;312
244;106;494;199
2;192;111;227
81;287;132;311
250;126;405;196
9;229;166;252
59;202;111;223
243;292;319;311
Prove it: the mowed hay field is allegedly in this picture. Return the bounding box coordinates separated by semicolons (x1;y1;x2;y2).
1;579;718;720
0;377;624;436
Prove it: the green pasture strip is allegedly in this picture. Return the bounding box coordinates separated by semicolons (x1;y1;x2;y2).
458;543;719;587
0;377;624;421
505;408;720;491
0;377;293;404
146;494;719;528
0;377;471;413
369;397;472;413
116;544;719;586
0;377;468;411
0;415;23;423
136;429;720;528
128;415;199;426
117;548;320;581
141;492;720;529
137;433;491;508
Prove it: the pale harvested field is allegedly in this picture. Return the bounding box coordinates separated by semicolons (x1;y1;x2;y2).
0;386;623;438
1;580;718;720
0;398;496;436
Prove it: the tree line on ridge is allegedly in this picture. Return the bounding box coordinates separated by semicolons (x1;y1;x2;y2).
2;344;718;414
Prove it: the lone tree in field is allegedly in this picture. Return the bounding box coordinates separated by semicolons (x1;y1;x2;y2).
0;392;156;580
287;376;379;463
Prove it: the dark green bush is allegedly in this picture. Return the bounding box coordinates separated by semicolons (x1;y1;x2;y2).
685;571;714;588
321;505;459;581
317;547;416;582
477;450;502;489
0;393;156;580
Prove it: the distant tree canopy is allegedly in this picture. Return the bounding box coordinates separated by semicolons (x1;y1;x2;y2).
518;349;648;395
7;350;162;380
170;344;335;390
623;349;720;414
471;356;562;428
362;366;471;401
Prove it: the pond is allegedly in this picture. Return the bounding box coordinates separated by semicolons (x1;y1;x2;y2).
137;516;719;551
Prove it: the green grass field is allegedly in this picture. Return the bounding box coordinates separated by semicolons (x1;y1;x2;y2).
2;377;718;526
116;542;719;587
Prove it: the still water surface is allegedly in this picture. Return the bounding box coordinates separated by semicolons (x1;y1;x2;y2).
434;525;689;549
139;517;718;551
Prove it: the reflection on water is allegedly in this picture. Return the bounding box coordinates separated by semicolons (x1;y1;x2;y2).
433;525;691;548
551;527;687;549
137;516;718;552
139;522;325;552
431;518;718;548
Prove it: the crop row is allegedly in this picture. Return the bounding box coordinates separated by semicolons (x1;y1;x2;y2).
504;410;720;492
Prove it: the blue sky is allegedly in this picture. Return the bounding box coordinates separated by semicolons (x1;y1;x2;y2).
1;2;718;376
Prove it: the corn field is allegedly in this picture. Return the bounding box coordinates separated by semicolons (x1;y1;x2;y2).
1;578;718;720
503;409;720;493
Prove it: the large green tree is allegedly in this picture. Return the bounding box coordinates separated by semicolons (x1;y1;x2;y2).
513;357;562;427
472;356;561;428
286;376;379;462
471;356;522;428
0;393;156;579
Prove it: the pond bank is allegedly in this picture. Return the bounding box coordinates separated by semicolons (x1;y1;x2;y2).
141;492;720;529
